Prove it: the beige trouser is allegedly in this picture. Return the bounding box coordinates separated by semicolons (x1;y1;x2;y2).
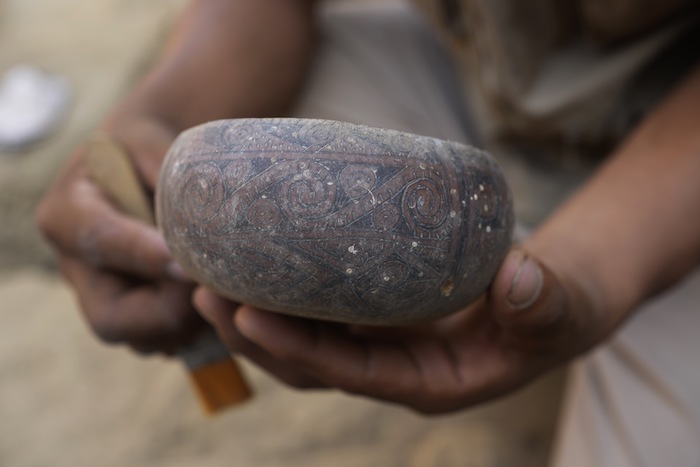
295;1;700;466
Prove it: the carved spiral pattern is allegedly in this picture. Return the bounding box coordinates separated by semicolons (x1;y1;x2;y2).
222;122;259;151
402;178;448;231
339;164;377;199
371;203;400;230
180;163;225;223
247;198;283;228
279;162;337;219
298;120;336;149
378;261;409;286
223;160;253;192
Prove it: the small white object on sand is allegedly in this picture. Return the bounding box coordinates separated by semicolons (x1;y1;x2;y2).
0;65;71;151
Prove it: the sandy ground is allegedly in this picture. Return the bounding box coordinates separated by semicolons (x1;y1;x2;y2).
0;1;585;466
0;270;564;467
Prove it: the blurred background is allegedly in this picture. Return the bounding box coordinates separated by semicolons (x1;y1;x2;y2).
0;1;566;466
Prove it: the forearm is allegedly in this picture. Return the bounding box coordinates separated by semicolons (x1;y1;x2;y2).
527;64;700;328
108;0;316;132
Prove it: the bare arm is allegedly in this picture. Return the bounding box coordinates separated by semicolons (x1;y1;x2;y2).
114;0;315;127
527;63;700;333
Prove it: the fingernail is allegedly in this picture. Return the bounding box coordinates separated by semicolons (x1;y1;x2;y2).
506;255;543;310
166;260;192;282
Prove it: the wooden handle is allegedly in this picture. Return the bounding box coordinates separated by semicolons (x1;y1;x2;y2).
84;134;155;225
84;132;252;414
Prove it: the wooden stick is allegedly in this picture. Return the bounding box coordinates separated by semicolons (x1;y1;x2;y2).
84;133;252;414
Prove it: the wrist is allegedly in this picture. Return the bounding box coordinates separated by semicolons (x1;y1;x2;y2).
522;229;634;341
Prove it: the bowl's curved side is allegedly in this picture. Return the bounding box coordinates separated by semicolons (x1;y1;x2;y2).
156;118;513;325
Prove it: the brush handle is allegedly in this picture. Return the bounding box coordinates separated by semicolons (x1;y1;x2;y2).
84;133;252;413
179;327;251;413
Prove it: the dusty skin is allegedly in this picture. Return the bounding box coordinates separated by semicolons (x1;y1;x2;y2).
0;1;567;466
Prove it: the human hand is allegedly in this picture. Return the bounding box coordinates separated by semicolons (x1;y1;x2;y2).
193;248;615;413
37;116;206;355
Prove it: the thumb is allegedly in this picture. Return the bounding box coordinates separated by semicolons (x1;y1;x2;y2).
489;250;570;343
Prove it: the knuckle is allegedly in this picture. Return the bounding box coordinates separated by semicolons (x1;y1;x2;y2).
83;300;130;344
278;346;307;363
35;198;61;245
401;382;469;415
153;318;198;347
130;344;158;356
284;376;319;390
411;393;465;415
411;404;441;415
38;197;107;267
342;373;400;398
87;312;123;344
412;403;454;416
162;318;193;341
218;332;248;354
158;302;198;337
76;222;105;266
429;387;461;406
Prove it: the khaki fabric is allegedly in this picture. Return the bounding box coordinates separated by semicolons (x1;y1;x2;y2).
412;0;700;152
551;270;700;467
296;0;476;142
